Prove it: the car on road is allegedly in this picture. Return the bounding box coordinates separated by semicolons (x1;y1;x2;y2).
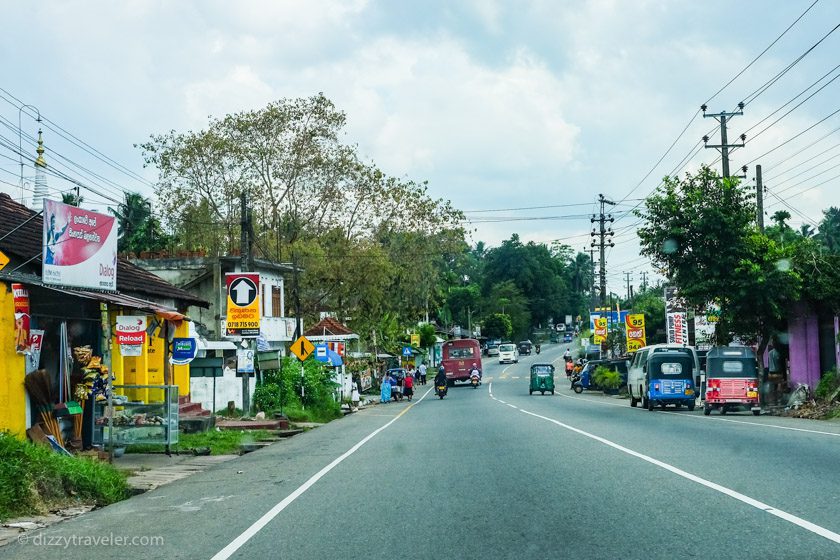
498;343;518;364
563;332;573;343
485;344;499;357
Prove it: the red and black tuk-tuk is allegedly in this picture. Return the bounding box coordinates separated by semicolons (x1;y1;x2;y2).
704;346;761;416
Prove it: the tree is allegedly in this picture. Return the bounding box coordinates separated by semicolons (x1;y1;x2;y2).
636;166;800;352
483;313;512;340
418;323;437;349
109;192;170;254
446;285;480;328
486;281;531;339
61;192;83;206
817;207;840;252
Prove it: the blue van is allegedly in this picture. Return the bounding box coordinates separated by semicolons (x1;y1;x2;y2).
644;351;696;411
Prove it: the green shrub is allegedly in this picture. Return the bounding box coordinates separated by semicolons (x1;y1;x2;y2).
258;357;339;419
0;432;129;521
253;383;282;412
815;368;840;401
593;366;621;390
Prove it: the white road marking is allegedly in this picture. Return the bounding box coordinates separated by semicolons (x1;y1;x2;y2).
558;390;840;438
210;386;434;560
506;403;518;409
497;399;507;405
511;376;520;379
512;405;840;545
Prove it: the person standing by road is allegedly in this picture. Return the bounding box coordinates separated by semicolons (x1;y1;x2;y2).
767;342;785;406
380;372;392;403
418;362;428;385
404;372;414;401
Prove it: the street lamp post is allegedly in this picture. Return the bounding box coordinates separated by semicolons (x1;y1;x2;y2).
18;104;41;202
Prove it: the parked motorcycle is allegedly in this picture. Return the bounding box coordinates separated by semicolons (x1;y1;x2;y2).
570;372;583;393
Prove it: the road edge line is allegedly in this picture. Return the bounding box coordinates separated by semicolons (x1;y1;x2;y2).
210;386;433;560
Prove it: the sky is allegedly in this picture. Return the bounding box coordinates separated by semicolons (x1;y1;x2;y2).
1;0;838;297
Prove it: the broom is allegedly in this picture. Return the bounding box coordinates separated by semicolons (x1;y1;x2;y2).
24;369;64;447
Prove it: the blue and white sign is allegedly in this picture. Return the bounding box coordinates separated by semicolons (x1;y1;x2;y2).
169;338;197;365
402;346;413;357
314;344;329;362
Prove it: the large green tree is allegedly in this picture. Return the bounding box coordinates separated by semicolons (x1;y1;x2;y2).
636;166;800;352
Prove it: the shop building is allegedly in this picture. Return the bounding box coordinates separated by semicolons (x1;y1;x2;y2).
0;193;208;441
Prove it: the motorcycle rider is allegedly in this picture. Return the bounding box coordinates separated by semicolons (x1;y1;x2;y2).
469;363;481;384
563;348;572;362
434;366;448;396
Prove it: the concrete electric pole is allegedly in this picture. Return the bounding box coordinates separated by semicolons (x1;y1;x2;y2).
702;103;745;179
591;194;615;307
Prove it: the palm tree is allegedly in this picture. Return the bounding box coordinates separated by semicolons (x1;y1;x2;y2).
771;210;791;230
61;191;83;206
109;192;153;253
799;224;815;238
817;207;840;252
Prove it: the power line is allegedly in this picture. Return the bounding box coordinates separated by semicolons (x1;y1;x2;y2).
744;106;840;166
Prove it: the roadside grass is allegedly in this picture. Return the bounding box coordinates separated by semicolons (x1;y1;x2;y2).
281;403;343;424
0;432;129;522
126;429;274;455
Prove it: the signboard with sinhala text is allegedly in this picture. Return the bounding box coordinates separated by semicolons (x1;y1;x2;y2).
225;273;261;337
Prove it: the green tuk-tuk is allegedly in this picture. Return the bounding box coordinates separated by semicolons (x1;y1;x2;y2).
529;363;555;395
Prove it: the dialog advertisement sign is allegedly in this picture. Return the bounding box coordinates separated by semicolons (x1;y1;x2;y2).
12;283;30;354
42;200;118;291
116;316;147;357
225;273;261;337
625;313;647;352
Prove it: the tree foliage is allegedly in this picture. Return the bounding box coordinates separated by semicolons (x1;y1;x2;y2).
636;166;800;347
483;313;512;339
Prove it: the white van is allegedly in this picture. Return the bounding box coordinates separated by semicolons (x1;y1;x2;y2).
627;344;701;407
498;343;518;364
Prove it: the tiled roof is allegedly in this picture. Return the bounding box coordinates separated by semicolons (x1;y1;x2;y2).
0;193;208;309
304;317;355;337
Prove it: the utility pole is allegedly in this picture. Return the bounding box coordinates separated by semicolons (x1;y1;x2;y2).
755;164;765;230
702;103;745;178
591;194;615;307
624;271;633;301
239;192;251;415
584;246;597;311
640;271;648;292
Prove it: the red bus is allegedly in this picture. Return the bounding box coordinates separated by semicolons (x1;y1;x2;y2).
441;339;483;383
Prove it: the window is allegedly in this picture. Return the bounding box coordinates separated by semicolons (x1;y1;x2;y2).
661;362;683;374
722;361;744;374
272;286;283;317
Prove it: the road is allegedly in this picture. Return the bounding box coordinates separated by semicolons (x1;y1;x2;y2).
5;340;840;559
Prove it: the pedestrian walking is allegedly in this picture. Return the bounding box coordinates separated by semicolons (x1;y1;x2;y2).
767;342;785;406
419;362;427;385
351;378;360;410
404;372;414;401
380;373;392;403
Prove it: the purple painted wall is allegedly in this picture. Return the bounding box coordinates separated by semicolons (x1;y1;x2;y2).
788;304;821;389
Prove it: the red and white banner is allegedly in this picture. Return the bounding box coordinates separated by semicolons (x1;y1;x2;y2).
116;316;147;345
42;200;118;291
12;283;30;354
667;312;687;345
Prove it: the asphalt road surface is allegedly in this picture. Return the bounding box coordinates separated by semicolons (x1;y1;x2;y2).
5;340;840;559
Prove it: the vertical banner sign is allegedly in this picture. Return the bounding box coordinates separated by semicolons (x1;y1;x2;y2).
225;273;261;337
42;200;118;291
116;316;147;357
693;304;719;350
12;284;30;354
593;318;608;344
664;286;687;345
27;329;45;373
410;334;420;348
625;313;647;352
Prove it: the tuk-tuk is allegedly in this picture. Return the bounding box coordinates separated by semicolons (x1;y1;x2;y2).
645;351;696;411
518;340;533;355
529;363;555;395
704;346;760;416
572;359;629;393
550;331;560;343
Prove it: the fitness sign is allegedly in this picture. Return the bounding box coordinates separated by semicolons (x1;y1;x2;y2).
225;273;261;337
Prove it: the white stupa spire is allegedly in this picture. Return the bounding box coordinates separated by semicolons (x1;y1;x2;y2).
30;129;48;210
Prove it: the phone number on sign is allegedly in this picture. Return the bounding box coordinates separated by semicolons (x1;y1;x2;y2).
227;321;260;328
